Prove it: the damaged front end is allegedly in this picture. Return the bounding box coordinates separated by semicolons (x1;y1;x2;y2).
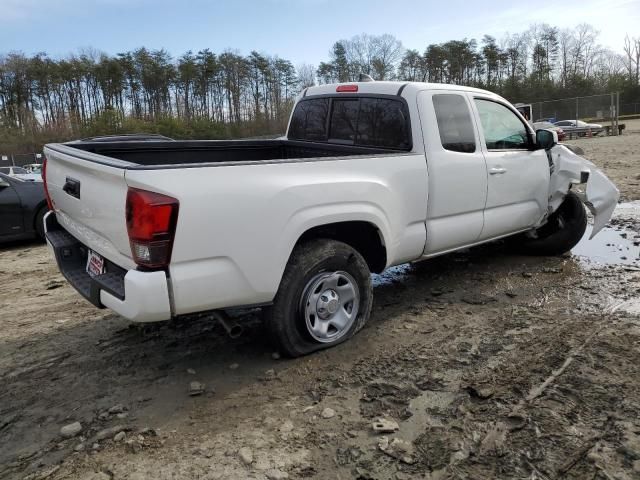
547;144;619;239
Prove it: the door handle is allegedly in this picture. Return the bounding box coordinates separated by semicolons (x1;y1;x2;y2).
489;167;507;175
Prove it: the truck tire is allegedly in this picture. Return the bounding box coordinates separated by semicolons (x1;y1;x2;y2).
264;239;373;357
517;192;587;256
34;206;47;241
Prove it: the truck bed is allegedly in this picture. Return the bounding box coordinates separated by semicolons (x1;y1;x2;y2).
65;139;398;168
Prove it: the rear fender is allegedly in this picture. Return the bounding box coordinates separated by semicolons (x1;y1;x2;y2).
547;144;619;239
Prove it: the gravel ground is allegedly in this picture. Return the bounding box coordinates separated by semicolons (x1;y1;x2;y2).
1;129;639;480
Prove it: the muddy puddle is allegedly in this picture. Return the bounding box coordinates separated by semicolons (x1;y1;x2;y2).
572;201;640;268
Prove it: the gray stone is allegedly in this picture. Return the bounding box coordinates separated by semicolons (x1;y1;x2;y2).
321;407;335;419
95;425;126;441
271;352;281;360
372;418;399;433
189;381;205;396
238;446;253;465
378;436;416;464
113;431;126;442
108;404;126;414
60;421;82;438
126;439;142;454
279;420;294;433
74;443;85;452
265;469;289;480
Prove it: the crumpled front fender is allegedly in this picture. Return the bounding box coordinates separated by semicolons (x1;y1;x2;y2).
548;144;619;239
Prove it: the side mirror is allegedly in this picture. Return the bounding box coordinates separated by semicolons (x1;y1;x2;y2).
536;129;558;150
0;178;10;188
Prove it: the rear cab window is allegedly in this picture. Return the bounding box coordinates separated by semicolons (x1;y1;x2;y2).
432;94;476;153
289;96;411;150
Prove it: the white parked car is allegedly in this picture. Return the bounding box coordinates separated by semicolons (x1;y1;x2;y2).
42;81;619;356
0;166;42;182
23;163;43;175
554;120;604;135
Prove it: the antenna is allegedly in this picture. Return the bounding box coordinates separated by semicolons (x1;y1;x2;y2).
359;74;374;82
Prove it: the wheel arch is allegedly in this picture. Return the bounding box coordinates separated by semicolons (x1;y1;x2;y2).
293;220;388;274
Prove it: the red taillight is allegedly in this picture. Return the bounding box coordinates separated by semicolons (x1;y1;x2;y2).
336;84;358;93
42;156;54;210
126;188;179;269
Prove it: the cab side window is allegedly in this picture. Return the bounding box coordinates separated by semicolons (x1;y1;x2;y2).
474;99;529;150
432;94;476;153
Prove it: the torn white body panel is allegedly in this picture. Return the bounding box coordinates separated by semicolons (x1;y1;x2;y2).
548;144;619;239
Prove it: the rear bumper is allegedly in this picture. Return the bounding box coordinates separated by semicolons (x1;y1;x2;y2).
44;212;172;322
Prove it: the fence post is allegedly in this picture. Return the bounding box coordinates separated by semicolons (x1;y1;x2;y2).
575;97;579;125
610;93;615;136
616;92;620;135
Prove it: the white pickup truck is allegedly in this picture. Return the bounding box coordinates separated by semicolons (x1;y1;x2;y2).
43;81;619;356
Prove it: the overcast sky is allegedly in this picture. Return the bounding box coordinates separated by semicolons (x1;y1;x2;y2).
1;0;638;65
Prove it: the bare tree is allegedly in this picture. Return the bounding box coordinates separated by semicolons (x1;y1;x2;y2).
296;63;316;89
623;35;640;84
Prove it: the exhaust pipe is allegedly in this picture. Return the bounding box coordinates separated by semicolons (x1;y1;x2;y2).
213;312;243;339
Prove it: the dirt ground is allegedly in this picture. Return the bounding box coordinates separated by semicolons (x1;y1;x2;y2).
1;128;640;480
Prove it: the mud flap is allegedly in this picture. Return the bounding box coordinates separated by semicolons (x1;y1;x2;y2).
548;144;619;239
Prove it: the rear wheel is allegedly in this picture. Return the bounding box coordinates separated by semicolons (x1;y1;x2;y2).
516;192;587;256
264;239;373;357
34;207;47;241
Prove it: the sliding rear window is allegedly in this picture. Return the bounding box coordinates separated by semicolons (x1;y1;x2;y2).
289;96;411;150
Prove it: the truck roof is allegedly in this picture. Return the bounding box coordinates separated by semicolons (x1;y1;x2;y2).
303;81;501;100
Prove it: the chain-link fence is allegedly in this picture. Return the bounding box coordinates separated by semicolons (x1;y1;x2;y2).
531;93;618;124
0;153;43;168
620;101;640;116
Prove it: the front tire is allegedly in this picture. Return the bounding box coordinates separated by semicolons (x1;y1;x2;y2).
516;192;587;256
264;239;373;357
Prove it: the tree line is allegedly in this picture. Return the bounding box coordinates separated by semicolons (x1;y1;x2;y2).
1;23;639;153
318;26;639;104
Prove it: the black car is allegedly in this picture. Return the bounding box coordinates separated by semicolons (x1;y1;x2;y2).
0;172;48;242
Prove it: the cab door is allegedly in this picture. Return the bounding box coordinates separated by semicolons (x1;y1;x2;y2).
470;96;549;240
419;90;488;255
0;176;24;236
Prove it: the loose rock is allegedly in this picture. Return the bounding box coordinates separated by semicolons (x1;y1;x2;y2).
189;381;205;396
265;469;289;480
321;407;336;419
378;436;416;464
372;418;400;434
108;404;126;414
95;425;126;441
60;421;82;438
279;420;294;433
238;446;253;465
114;431;126;442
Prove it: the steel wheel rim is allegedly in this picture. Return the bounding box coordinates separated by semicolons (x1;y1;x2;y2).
300;271;360;343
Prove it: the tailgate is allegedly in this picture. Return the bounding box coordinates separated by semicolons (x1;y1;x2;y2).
43;144;136;270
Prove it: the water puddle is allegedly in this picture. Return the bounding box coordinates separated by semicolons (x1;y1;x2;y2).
572;226;640;267
572;202;640;268
372;264;413;287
